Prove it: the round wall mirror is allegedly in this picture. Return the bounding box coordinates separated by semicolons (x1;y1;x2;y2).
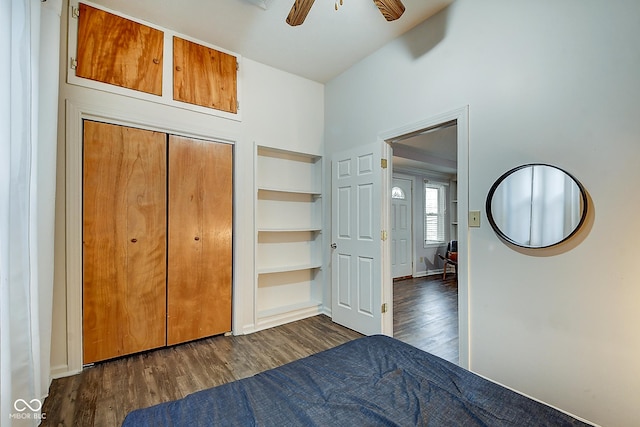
486;164;588;249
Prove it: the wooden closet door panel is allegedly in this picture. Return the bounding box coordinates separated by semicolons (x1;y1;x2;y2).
76;3;164;95
83;121;167;364
167;136;232;345
173;37;238;114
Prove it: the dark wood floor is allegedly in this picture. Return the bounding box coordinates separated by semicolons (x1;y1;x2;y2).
42;275;457;426
393;275;459;364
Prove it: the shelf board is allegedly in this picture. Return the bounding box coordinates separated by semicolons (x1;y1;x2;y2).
257;263;322;275
258;186;321;197
257;300;322;320
258;227;321;233
257;145;321;161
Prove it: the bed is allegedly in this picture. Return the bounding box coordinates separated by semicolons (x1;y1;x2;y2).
122;335;590;426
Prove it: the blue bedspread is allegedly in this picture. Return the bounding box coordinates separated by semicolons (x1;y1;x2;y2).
122;335;591;426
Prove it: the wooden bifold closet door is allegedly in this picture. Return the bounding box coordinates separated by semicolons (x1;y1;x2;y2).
82;121;232;364
167;135;232;345
83;121;167;364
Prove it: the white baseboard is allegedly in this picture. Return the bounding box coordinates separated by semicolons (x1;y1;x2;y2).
397;269;446;280
50;364;81;379
254;306;322;332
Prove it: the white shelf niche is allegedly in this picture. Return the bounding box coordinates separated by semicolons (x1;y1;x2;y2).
254;144;323;330
256;190;321;231
256;146;321;193
256;230;322;273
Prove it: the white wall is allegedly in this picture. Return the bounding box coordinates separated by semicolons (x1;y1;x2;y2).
51;2;324;375
324;1;640;426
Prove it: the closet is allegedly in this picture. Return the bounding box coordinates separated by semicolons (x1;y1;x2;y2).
82;120;232;364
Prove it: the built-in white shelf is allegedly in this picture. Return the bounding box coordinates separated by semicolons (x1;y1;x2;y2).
258;300;322;319
254;144;323;331
258;227;322;232
258;187;321;196
257;263;322;275
450;183;458;241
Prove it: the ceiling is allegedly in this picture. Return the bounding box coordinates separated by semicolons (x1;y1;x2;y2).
392;123;457;176
91;0;453;83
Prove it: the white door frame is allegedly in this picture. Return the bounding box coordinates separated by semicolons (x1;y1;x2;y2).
379;106;470;369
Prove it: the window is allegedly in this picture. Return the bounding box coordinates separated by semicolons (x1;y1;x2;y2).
424;182;446;245
391;186;406;200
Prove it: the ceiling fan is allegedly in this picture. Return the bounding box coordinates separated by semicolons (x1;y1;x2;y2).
286;0;406;26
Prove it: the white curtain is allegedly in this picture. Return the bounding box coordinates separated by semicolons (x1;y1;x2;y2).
1;0;61;425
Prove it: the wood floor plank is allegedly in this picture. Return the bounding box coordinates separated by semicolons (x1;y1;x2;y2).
42;279;458;426
393;275;459;364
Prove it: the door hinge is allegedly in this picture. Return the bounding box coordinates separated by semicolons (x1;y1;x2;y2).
72;6;80;19
236;60;240;71
70;57;78;70
381;158;388;169
381;230;388;241
236;100;240;111
381;303;388;313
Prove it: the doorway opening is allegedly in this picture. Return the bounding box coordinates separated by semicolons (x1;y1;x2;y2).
391;121;458;364
379;106;469;368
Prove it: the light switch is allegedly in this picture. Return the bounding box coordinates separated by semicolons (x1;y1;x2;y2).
469;210;481;227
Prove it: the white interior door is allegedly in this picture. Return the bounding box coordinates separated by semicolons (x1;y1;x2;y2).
331;143;383;336
391;177;413;279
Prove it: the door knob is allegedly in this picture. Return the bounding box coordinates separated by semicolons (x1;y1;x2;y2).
331;243;337;249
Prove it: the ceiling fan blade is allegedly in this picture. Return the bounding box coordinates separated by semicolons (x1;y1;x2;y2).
373;0;405;21
286;0;316;26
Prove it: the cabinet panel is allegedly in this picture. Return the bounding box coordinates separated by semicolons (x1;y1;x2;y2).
173;37;238;114
82;121;167;364
167;136;233;345
76;3;163;95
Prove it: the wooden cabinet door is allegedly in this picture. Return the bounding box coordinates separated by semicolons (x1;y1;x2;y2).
173;37;238;114
76;3;164;95
83;121;167;364
167;136;233;345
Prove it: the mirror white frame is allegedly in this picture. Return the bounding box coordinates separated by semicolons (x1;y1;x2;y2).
486;164;588;249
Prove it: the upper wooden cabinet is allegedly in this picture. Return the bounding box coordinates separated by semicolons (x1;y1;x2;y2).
69;2;241;119
76;3;164;95
173;37;238;114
